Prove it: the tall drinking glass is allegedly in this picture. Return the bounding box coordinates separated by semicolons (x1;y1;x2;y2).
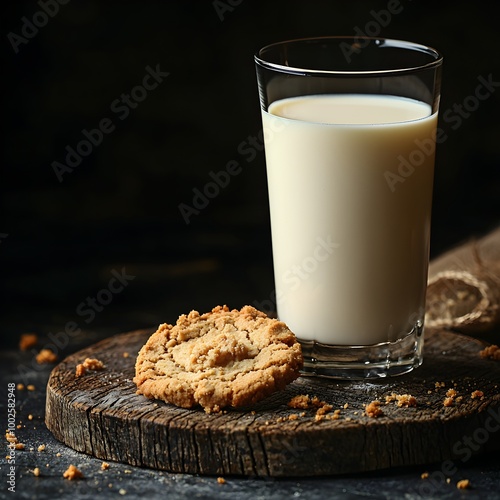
255;37;443;379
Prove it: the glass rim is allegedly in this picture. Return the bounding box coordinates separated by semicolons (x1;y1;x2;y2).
254;36;443;77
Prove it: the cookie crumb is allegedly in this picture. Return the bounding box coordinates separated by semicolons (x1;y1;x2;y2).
75;358;106;377
471;390;484;399
19;333;38;351
386;393;417;407
27;384;35;391
37;444;46;452
6;431;25;450
63;464;83;480
33;467;41;477
56;453;61;457
479;345;500;360
446;388;457;398
217;477;226;484
36;348;58;364
421;471;429;479
397;394;417;407
28;414;33;421
17;383;25;391
123;352;130;358
365;401;383;418
5;432;16;443
385;393;397;404
457;479;470;489
119;488;127;495
288;395;312;409
101;462;110;470
443;397;454;407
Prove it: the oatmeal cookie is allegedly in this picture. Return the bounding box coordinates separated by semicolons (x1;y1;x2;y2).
134;305;303;413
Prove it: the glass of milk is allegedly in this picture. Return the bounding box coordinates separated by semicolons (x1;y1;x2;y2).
255;37;443;379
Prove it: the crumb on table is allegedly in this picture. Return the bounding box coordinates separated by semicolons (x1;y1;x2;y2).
19;333;38;351
63;464;83;480
217;477;226;484
457;479;471;489
36;348;58;364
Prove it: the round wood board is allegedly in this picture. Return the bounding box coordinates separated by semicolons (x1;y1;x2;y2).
45;328;500;477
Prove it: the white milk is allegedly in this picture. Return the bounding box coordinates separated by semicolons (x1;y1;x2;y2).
262;94;438;345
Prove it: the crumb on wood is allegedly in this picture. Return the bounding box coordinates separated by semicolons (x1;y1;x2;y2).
123;352;130;358
385;393;417;407
19;333;38;351
217;477;226;484
446;388;457;398
479;345;500;360
288;395;312;409
63;464;83;480
471;390;484;399
457;479;471;489
36;348;58;364
443;397;454;407
397;394;417;407
75;358;106;377
365;401;383;418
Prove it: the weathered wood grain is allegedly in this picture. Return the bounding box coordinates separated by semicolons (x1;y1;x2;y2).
45;328;500;477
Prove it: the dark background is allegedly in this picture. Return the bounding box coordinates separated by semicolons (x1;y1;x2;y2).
2;0;499;344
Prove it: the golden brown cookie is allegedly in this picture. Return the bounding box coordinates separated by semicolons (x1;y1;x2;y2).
134;305;303;413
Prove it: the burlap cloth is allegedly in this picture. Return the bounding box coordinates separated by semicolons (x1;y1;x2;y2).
426;226;500;335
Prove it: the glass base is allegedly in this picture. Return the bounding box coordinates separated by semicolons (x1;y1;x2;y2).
299;322;424;380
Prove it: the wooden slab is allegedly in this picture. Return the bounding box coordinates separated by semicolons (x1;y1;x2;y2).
45;328;500;477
